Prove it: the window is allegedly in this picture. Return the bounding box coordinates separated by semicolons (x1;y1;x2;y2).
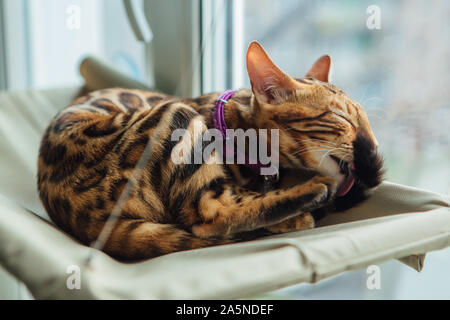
1;0;147;90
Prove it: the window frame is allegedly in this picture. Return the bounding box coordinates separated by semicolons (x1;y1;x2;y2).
0;1;7;90
145;0;244;97
200;0;244;94
143;0;202;97
0;0;32;90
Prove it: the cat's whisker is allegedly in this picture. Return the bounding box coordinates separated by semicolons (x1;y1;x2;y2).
333;153;353;166
366;112;387;119
318;148;338;167
291;147;336;156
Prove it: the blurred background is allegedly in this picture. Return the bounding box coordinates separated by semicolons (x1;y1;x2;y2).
245;0;450;299
0;0;448;299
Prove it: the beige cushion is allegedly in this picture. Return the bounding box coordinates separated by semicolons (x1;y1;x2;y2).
0;59;448;299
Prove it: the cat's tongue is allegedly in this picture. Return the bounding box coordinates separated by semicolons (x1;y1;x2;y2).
336;171;355;197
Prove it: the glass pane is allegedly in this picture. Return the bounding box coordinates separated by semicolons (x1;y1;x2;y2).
240;0;450;195
9;0;147;89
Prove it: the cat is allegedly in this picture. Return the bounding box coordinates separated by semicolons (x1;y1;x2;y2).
37;41;383;260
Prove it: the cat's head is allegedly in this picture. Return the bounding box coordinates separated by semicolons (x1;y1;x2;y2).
246;41;384;198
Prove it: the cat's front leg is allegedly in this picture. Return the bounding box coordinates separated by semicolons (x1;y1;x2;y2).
192;175;336;239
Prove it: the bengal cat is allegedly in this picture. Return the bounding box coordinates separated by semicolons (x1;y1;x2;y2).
37;42;383;260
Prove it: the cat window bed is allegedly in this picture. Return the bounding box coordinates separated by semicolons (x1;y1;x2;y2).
0;58;448;299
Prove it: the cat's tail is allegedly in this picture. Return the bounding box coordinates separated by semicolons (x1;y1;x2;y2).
95;219;233;261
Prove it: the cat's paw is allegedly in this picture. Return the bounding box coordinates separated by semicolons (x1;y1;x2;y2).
291;175;337;211
309;175;338;201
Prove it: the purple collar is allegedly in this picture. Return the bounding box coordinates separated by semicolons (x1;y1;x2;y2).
213;90;236;140
213;90;277;181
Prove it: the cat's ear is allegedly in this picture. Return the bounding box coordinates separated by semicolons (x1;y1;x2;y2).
305;55;331;82
246;41;299;104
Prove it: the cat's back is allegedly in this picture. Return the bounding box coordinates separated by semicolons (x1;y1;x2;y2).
37;88;202;242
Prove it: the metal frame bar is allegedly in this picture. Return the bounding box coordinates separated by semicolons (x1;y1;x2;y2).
0;0;7;90
1;0;31;90
200;0;245;94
